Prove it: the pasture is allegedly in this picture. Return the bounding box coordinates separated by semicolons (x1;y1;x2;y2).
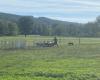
0;36;100;80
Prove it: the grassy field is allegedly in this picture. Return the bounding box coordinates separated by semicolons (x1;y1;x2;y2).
0;36;100;80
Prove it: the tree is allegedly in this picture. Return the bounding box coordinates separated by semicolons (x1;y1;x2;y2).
96;16;100;23
0;20;9;36
18;16;34;37
7;22;19;36
0;21;5;36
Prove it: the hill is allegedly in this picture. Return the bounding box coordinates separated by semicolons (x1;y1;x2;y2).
0;12;21;22
0;12;100;37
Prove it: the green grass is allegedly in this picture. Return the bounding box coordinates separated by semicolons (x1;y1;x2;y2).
0;36;100;80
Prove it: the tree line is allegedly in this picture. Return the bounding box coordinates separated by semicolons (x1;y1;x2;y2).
0;12;100;37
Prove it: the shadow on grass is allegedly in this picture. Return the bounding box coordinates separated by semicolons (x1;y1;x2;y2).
0;71;100;80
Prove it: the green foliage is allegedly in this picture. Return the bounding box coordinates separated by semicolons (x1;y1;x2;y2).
1;12;100;37
18;16;34;37
0;20;19;36
7;22;19;36
0;20;5;35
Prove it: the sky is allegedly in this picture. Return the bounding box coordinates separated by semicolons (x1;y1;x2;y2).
0;0;100;23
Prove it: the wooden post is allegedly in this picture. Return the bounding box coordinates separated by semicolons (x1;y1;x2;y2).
79;36;80;45
78;31;81;45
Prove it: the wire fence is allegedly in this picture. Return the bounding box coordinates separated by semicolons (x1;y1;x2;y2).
0;40;37;50
1;38;99;50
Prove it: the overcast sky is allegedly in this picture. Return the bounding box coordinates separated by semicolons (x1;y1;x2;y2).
0;0;100;23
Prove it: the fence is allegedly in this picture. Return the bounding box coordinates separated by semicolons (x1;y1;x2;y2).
0;40;36;50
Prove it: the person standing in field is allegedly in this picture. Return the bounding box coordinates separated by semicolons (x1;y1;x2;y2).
54;37;58;47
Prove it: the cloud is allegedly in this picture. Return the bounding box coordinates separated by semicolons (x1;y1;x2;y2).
48;16;96;23
0;0;100;23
